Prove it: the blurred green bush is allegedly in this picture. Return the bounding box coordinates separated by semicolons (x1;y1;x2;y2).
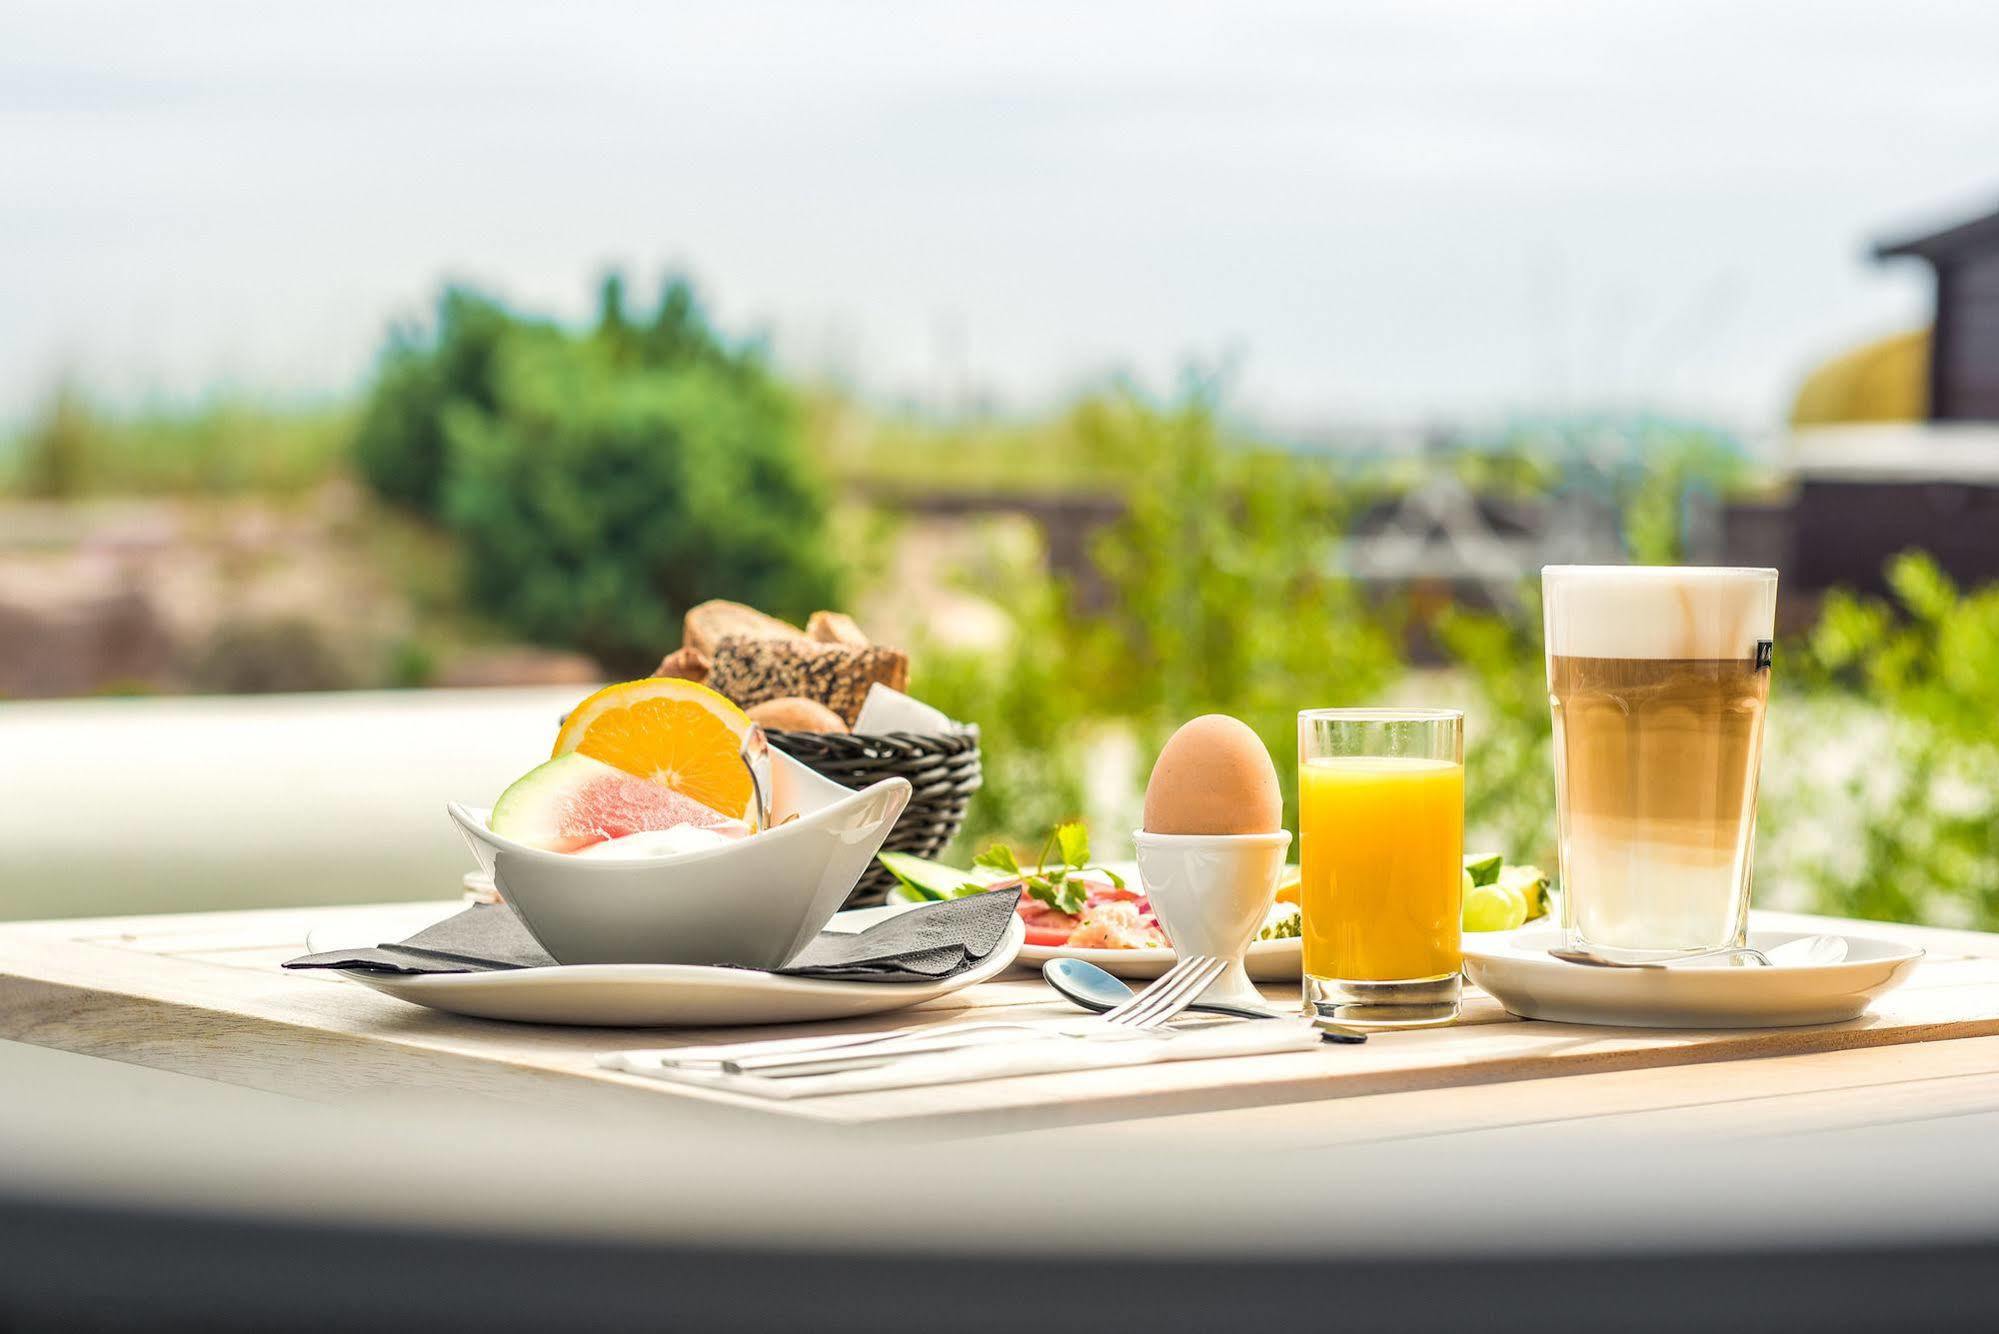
915;382;1403;857
1073;382;1402;828
351;276;842;674
354;289;532;512
1764;553;1999;926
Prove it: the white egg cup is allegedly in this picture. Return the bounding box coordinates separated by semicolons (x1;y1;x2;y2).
1133;828;1292;1010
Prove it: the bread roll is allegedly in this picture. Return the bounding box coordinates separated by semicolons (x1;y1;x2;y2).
806;611;870;647
706;636;909;725
682;600;804;658
747;697;849;734
653;645;711;685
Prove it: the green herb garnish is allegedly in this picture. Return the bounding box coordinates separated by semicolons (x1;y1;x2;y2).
992;819;1126;917
880;820;1129;913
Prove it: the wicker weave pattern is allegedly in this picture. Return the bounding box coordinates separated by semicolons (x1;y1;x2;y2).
766;727;982;907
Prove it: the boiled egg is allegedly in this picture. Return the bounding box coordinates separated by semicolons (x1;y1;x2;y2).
1141;714;1282;835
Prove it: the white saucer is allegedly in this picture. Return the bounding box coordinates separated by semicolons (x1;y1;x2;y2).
1464;927;1923;1028
306;903;1025;1027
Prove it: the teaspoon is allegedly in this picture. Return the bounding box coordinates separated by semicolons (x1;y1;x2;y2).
1042;958;1366;1044
738;724;774;832
1550;943;1775;969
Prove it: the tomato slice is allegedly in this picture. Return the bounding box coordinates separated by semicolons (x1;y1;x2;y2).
1014;896;1080;947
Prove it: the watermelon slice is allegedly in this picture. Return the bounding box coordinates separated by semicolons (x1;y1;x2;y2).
489;753;742;853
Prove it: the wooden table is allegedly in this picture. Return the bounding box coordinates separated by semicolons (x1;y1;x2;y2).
7;902;1999;1143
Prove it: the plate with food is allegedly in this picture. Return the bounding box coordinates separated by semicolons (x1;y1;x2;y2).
880;822;1306;981
881;827;1556;982
306;901;1026;1027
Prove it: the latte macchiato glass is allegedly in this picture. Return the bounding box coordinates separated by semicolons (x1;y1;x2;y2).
1543;566;1777;960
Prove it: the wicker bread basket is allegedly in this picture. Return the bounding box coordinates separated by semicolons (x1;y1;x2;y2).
765;726;982;907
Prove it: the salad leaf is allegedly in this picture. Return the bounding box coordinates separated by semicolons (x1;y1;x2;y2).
974;844;1022;877
1027;875;1089;917
894;819;1132;922
1055;821;1091;869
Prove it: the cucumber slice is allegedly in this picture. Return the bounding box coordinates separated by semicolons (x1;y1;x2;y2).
877;851;988;901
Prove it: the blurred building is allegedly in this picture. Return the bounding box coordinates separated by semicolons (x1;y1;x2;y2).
1876;207;1999;420
1728;199;1999;600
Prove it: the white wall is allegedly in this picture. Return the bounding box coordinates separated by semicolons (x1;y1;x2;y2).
0;688;592;920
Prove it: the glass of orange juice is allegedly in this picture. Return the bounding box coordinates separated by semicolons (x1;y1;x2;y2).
1298;707;1464;1029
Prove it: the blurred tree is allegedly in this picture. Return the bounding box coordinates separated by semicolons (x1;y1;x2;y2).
1436;593;1556;866
1083;381;1403;828
594;273;767;380
441;333;842;674
350;275;840;673
353;288;537;512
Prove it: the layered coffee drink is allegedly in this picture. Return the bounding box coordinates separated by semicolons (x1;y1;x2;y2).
1543;566;1778;956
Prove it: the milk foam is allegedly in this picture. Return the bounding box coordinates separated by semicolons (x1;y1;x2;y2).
1543;566;1776;661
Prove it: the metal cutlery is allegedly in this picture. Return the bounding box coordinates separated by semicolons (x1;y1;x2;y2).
720;955;1231;1078
1041;957;1367;1044
738;724;774;832
1548;936;1845;970
641;954;1229;1080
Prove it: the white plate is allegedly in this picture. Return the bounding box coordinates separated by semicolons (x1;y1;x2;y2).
308;903;1025;1027
1463;925;1923;1028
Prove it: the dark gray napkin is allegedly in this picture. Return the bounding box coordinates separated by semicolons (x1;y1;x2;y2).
283;889;1020;984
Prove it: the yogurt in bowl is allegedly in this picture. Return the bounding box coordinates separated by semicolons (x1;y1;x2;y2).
448;753;910;968
574;826;747;860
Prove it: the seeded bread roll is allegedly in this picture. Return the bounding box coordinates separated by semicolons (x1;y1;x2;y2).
747;696;849;734
706;636;910;725
653;645;712;685
682;600;804;658
806;610;870;647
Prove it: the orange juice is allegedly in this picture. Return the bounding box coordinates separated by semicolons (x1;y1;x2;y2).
1299;755;1463;982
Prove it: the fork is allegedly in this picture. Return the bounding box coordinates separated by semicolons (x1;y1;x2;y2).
630;954;1230;1074
714;955;1231;1079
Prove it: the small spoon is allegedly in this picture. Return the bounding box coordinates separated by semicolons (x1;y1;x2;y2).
1549;943;1773;970
1042;958;1366;1044
738;724;774;832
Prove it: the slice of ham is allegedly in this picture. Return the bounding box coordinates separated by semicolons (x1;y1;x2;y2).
1012;875;1167;948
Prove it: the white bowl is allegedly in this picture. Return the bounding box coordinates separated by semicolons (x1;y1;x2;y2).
447;753;911;968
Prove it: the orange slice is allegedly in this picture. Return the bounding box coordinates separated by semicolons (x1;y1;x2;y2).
552;678;757;822
1273;870;1302;906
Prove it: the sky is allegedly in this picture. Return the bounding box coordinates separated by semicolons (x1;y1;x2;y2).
4;0;1998;435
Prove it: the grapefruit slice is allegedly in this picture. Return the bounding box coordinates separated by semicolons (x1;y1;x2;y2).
552;678;757;823
491;753;740;853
